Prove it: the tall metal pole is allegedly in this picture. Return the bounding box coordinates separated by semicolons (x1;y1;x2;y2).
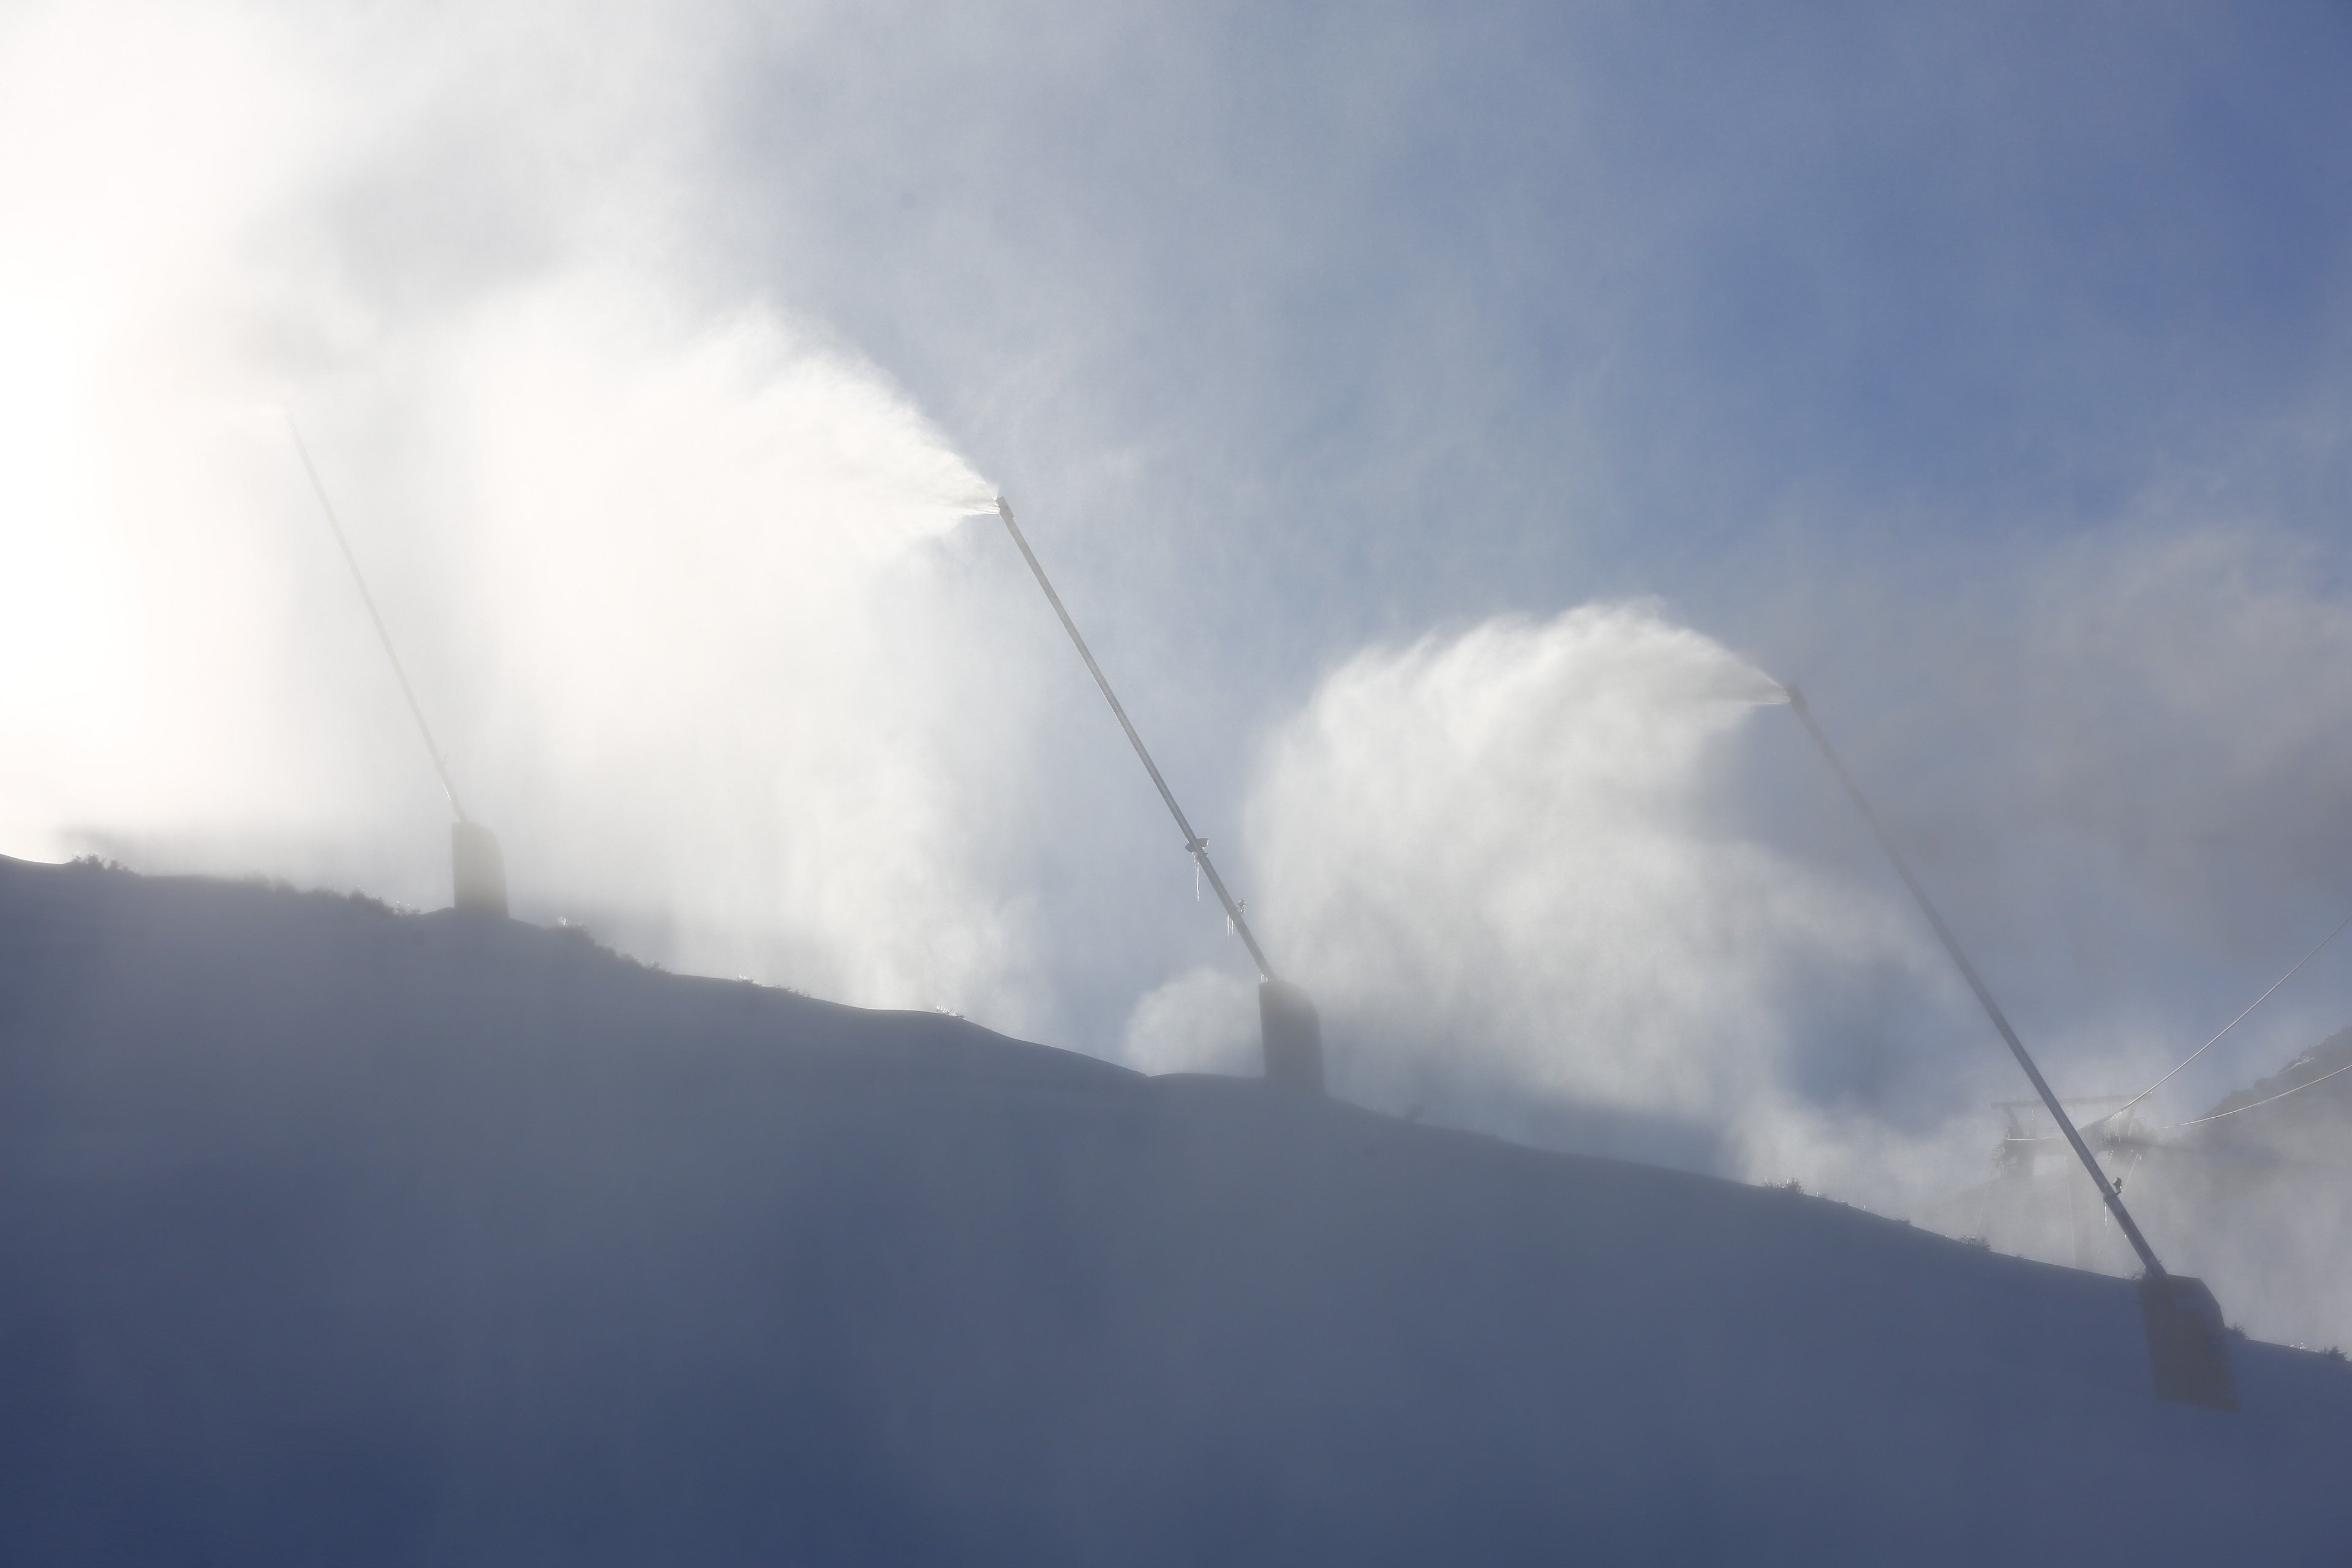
288;416;507;918
993;497;1275;982
287;416;469;825
1782;685;2166;1279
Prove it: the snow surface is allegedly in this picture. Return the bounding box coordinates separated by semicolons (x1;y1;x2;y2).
2;855;2348;1564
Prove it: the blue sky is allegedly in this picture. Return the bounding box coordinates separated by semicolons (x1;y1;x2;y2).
719;2;2350;591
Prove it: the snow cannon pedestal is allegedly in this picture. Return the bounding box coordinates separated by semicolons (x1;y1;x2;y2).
2141;1273;2239;1411
451;821;509;918
1259;979;1324;1094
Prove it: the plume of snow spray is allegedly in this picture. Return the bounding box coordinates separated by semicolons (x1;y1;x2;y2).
1128;601;1967;1193
0;1;1042;1027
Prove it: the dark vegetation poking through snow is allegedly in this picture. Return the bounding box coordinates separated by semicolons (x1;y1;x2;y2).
2;856;2348;1564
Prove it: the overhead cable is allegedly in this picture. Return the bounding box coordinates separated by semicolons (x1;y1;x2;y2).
2159;1057;2352;1132
2084;907;2352;1132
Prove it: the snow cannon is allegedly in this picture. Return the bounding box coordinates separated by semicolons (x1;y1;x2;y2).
451;820;509;917
2140;1273;2239;1411
1259;980;1325;1092
1785;684;2240;1414
290;420;513;924
991;495;1329;1096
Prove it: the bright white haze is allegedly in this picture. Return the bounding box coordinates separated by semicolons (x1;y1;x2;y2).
0;1;1028;1023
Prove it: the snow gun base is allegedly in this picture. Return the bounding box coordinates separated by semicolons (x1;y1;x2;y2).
451;821;509;918
1259;979;1324;1094
2141;1273;2239;1411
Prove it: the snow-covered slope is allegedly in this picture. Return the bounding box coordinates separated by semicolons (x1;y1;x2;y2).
2;856;2347;1564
